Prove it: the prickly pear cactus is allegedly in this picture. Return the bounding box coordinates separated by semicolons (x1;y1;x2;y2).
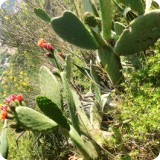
40;66;62;108
0;120;8;159
15;107;58;132
117;0;145;15
69;125;99;160
51;11;99;50
64;55;72;81
83;12;99;28
98;46;124;87
114;22;126;36
60;72;80;133
34;8;51;22
36;96;70;130
114;10;160;56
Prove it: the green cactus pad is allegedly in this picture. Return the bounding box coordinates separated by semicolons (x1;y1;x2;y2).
114;22;125;36
40;66;62;108
98;46;124;86
0;119;8;159
60;72;80;133
15;107;58;132
51;11;99;50
117;0;144;15
69;125;99;160
114;10;160;56
90;65;101;104
83;0;93;13
71;89;93;134
36;96;70;130
90;103;102;129
65;55;72;81
34;8;51;22
99;0;112;40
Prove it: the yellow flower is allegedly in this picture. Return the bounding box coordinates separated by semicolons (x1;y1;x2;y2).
9;76;13;80
9;70;13;75
14;84;18;87
14;77;17;82
4;16;9;20
22;82;27;86
3;71;7;75
17;87;22;91
3;94;6;97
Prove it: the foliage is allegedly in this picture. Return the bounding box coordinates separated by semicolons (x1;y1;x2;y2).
0;0;160;160
107;43;160;159
0;50;40;106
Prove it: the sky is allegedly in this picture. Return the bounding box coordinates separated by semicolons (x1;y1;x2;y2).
0;0;7;7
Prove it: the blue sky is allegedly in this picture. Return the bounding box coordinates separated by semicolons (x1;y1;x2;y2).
0;0;7;7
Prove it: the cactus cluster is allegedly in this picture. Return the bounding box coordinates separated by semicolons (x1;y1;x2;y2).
34;0;160;89
1;0;160;159
12;65;113;159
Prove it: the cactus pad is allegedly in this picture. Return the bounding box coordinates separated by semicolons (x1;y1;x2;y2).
98;47;124;86
114;10;160;56
40;66;62;108
61;72;80;133
65;55;72;81
34;8;51;22
36;96;70;130
15;107;58;132
117;0;144;15
0;120;8;159
69;125;99;160
114;22;125;36
51;11;99;50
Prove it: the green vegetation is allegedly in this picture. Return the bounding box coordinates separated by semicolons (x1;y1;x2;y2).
0;0;160;160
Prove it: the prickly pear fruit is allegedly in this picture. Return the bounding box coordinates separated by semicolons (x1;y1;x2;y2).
83;12;99;27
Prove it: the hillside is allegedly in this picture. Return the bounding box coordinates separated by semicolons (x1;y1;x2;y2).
1;0;21;12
